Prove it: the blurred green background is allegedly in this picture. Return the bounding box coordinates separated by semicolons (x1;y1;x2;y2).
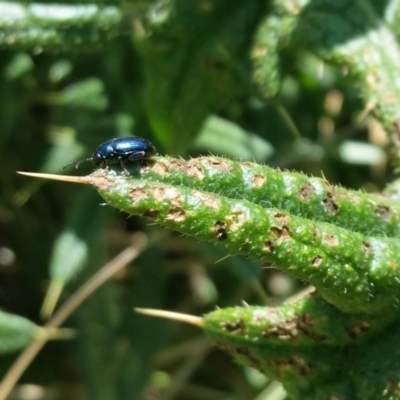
0;1;392;399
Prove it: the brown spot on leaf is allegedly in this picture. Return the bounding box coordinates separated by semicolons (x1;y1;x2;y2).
269;355;312;377
262;321;299;341
215;341;240;361
263;240;275;253
311;256;323;268
273;212;290;225
348;321;371;339
324;235;339;247
167;207;186;222
214;221;228;241
253;173;266;187
235;346;262;370
221;318;246;334
214;343;266;376
269;226;292;243
301;313;314;327
323;193;339;215
375;205;393;221
262;313;327;343
185;159;204;180
129;187;147;202
299;183;316;201
151;160;170;176
142;209;159;218
362;242;372;257
207;158;233;173
269;227;281;237
151;186;181;203
215;340;232;353
313;225;322;238
196;191;221;210
297;314;328;342
291;354;313;376
168;159;187;173
226;210;248;230
270;358;292;370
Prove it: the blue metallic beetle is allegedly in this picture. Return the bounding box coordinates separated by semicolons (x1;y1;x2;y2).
64;136;157;171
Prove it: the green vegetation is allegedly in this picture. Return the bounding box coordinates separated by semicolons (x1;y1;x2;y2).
2;1;400;399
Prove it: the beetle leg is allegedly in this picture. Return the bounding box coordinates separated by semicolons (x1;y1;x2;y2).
127;151;146;161
119;160;130;175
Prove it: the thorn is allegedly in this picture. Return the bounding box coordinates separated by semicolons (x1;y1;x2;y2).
283;286;316;305
135;308;204;327
17;171;91;185
214;253;232;264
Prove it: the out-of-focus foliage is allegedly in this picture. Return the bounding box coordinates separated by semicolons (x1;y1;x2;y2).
1;0;399;399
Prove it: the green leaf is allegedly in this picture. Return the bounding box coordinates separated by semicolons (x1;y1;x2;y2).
83;161;400;314
0;310;38;353
4;53;33;80
60;78;108;110
135;1;263;153
0;3;121;51
203;294;400;399
130;156;400;238
193;115;273;161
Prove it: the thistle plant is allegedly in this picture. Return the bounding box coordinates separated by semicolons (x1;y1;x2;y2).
19;154;400;399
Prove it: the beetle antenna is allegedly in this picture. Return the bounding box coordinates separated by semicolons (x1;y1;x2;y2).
63;157;93;170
